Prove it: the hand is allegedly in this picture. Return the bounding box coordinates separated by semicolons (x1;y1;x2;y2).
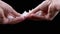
0;0;26;24
27;0;60;21
6;11;29;24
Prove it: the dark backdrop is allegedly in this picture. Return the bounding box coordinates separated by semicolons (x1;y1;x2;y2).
0;0;60;32
2;0;44;13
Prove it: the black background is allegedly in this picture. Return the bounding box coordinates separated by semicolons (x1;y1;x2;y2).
0;0;60;32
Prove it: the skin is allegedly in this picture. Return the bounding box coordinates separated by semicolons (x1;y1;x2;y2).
27;0;60;21
0;0;60;24
0;0;26;24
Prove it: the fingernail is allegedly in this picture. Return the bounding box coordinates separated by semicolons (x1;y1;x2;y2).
22;11;28;16
29;10;32;13
8;16;14;19
22;11;27;14
29;9;31;11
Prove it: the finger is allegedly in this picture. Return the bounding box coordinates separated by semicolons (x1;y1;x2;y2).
28;10;44;19
28;14;44;21
22;11;28;17
29;0;51;14
7;15;25;24
0;1;21;17
11;11;21;17
28;12;51;21
22;11;31;18
47;3;59;20
0;7;9;23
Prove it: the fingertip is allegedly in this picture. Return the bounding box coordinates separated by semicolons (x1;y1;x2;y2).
30;14;36;17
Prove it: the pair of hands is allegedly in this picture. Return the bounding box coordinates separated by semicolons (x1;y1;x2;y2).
0;0;60;24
